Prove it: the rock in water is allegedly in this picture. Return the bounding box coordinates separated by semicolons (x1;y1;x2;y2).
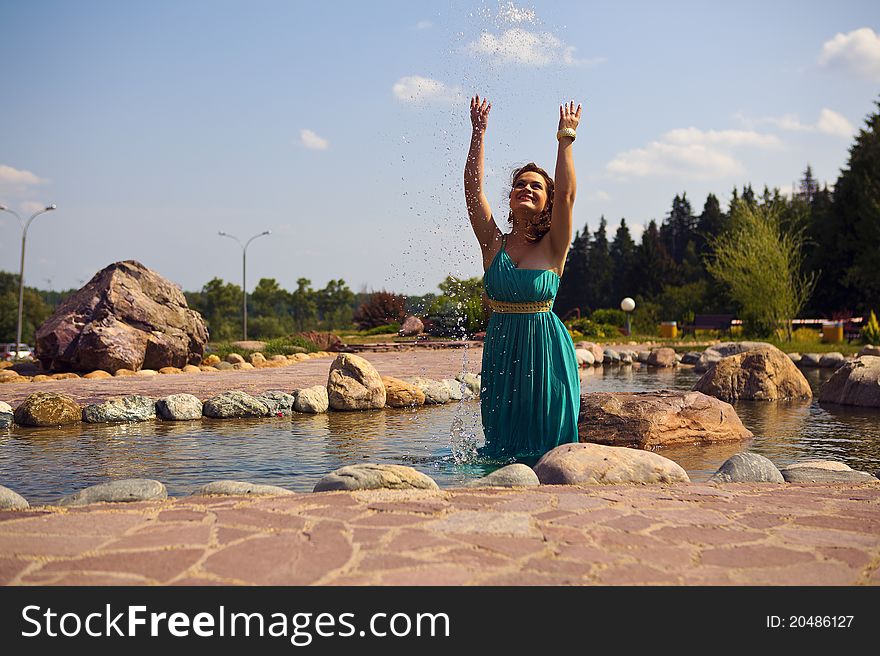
156;394;203;420
709;453;784;483
327;353;386;410
254;391;297;416
313;464;439;492
382;376;425;407
780;468;877;484
57;479;167;506
0;400;13;429
14;392;82;426
202;391;269;418
405;377;450;405
693;346;813;401
818;356;880;408
819;352;846;369
294;385;329;413
579;390;753;448
534;443;690;485
82;395;157;423
694;341;774;373
647;347;677;367
35;260;208;372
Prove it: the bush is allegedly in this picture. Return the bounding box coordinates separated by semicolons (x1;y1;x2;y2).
590;308;626;326
360;323;401;336
862;310;880;344
353;291;407;329
566;318;621;339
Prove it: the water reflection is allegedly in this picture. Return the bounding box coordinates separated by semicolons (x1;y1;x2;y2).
1;366;878;503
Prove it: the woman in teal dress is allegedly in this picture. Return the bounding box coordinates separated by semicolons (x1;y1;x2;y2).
464;95;582;461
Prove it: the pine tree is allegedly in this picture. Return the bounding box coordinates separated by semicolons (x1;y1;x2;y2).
554;223;590;319
797;164;819;204
586;217;614;309
634;220;674;297
695;193;725;257
610;218;637;304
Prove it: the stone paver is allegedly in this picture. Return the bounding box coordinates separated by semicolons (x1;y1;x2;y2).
1;483;877;586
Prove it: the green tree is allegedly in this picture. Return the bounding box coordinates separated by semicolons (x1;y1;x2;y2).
316;279;355;329
586;217;613;309
0;272;53;344
290;278;318;331
196;277;242;341
609;218;637;304
554;223;590;319
634;220;674;298
706;203;816;338
695;193;726;258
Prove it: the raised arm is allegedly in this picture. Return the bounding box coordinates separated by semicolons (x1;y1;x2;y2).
464;95;499;254
549;101;582;258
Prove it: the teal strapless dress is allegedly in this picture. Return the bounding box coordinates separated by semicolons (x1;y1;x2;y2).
480;235;581;460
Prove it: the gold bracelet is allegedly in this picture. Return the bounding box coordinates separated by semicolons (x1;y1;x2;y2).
557;128;576;141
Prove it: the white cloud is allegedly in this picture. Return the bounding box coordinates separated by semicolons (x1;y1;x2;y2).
587;190;611;202
0;164;45;186
415;20;432;30
663;127;782;148
818;27;880;79
392;75;463;105
757;108;854;138
299;129;329;150
606;127;779;180
467;28;602;68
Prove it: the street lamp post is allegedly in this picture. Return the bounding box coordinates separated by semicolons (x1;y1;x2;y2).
218;230;271;341
0;203;57;358
620;297;636;337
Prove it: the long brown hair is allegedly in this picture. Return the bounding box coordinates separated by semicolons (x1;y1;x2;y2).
508;162;554;242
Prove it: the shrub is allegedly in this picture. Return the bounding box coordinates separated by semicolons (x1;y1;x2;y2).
353;291;407;329
590;308;626;326
360;323;401;336
862;310;880;344
566;318;621;339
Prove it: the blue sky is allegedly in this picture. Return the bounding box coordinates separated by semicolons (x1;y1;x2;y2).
1;0;878;296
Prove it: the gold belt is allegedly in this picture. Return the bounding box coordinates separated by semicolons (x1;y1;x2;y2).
488;298;553;314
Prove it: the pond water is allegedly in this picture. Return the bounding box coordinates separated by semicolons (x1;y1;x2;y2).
1;366;878;504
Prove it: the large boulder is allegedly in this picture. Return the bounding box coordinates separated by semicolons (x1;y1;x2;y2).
818;356;880;408
14;392;81;427
579;390;753;449
327;354;386;410
534;443;690;485
35;260;208;372
191;480;294;497
692;346;813;402
313;464;439;492
399;316;425;337
694;341;774;373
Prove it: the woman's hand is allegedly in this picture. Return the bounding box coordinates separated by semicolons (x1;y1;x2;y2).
470;95;491;134
558;100;582;132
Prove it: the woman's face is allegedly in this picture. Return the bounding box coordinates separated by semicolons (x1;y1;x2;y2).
509;171;548;214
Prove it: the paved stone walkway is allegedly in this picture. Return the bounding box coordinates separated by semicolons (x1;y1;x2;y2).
0;349;482;406
2;483;878;586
